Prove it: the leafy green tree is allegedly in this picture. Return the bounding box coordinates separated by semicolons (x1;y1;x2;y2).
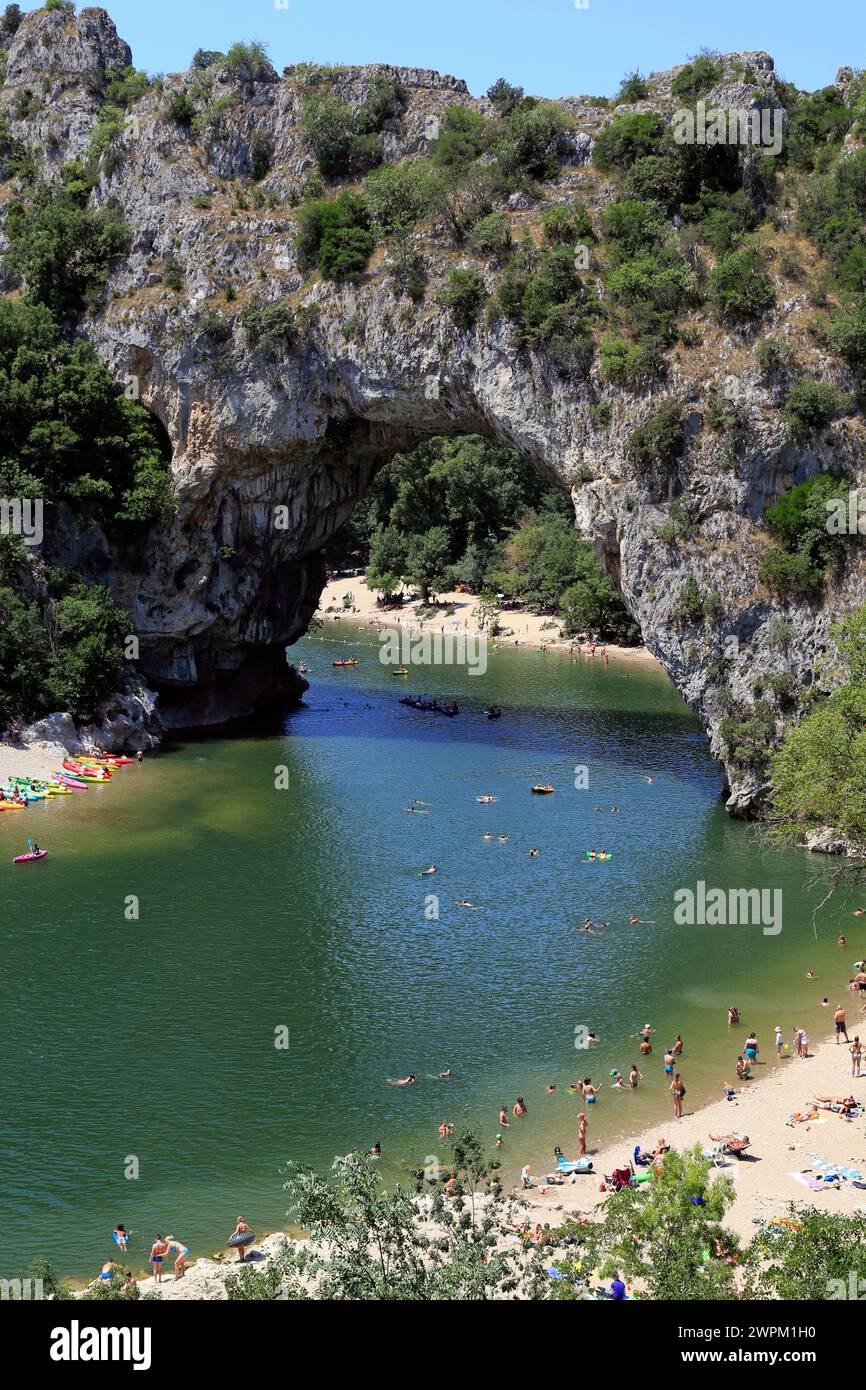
365;524;407;602
405;525;451;602
486;77;524;116
296;192;374;281
6;176;130;318
592;112;665;172
362;160;440;238
616;70;649;102
582;1146;739;1300
745;1207;866;1299
235;1137;539;1300
769;602;866;843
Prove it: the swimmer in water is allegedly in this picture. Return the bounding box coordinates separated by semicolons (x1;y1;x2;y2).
629;914;655;924
529;848;539;857
371;1142;382;1156
388;1074;417;1086
483;833;495;840
420;865;437;875
453;899;479;909
644;776;653;783
406;807;429;814
546;1083;556;1094
498;835;508;843
437;1121;453;1137
513;1097;527;1116
628;1064;643;1089
498;1105;509;1128
439;1067;452;1080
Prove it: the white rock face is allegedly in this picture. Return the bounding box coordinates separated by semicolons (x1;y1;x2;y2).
3;10;865;808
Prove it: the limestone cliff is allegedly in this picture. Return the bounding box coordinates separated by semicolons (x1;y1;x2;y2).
2;6;864;809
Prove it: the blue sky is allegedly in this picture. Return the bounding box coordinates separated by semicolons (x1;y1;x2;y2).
20;0;864;96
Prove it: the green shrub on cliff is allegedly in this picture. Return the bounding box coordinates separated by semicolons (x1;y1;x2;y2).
625;400;685;473
5;171;130;318
296;191;374;281
708;246;775;322
436;267;485;329
781;378;854;440
592;111;665;172
670;53;723;101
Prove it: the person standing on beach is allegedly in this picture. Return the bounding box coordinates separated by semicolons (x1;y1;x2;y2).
744;1032;758;1065
577;1111;588;1155
670;1073;685;1119
835;1005;850;1044
774;1025;784;1058
149;1235;167;1283
851;1036;863;1077
165;1236;190;1280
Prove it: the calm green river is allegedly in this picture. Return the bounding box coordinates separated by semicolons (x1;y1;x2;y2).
0;622;852;1281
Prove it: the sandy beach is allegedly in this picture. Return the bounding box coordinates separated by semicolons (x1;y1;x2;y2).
316;575;662;667
516;1028;866;1243
76;1026;866;1300
0;737;73;785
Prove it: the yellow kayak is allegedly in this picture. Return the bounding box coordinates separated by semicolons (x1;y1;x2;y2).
0;801;25;811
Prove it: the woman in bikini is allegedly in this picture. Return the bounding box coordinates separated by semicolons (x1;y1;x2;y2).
165;1235;190;1279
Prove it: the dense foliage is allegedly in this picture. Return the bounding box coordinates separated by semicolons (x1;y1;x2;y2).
0;148;172;727
769;603;866;844
327;435;637;641
758;472;850;597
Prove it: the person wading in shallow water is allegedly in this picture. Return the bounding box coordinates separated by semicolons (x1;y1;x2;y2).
670;1073;686;1119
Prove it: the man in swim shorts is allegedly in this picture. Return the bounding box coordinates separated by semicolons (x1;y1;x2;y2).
149;1235;167;1283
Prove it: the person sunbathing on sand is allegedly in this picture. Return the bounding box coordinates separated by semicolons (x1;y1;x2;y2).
814;1094;857;1113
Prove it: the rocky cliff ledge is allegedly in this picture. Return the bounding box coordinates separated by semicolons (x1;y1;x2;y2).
2;6;864;809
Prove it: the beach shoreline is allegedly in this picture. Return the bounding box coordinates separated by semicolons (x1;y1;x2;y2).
316;575;662;668
65;1027;866;1299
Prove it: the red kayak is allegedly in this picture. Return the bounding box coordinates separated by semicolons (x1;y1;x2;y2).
62;760;111;781
13;850;48;864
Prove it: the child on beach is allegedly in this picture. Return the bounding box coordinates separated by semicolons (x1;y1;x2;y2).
851;1036;863;1077
577;1112;588;1155
775;1025;784;1058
